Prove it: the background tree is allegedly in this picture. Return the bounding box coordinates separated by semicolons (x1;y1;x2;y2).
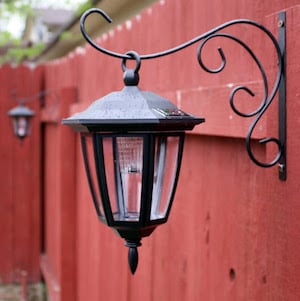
0;0;92;64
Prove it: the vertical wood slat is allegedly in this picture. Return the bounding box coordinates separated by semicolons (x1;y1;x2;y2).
41;87;77;301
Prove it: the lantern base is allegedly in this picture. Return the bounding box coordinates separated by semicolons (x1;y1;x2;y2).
125;240;142;275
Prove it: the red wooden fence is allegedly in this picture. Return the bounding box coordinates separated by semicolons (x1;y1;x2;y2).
1;1;300;300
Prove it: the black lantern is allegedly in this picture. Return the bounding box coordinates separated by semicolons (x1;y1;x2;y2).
8;102;35;140
63;52;205;274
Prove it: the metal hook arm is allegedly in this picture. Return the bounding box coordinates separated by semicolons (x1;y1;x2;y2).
80;8;278;61
80;8;127;59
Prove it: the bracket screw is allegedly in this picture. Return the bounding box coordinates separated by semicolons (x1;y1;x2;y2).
278;163;285;173
278;20;284;27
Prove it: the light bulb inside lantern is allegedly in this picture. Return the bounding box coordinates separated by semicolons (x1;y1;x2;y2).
115;137;144;221
16;117;28;138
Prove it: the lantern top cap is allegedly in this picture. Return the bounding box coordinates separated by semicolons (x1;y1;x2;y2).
8;103;35;117
62;85;204;132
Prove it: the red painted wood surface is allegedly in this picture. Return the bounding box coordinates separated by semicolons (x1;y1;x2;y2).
1;1;300;301
0;65;42;283
40;87;77;301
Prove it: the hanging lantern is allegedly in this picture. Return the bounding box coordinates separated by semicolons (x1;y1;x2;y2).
8;102;35;140
62;52;205;274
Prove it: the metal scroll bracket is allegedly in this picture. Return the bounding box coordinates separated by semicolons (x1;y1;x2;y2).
79;8;287;181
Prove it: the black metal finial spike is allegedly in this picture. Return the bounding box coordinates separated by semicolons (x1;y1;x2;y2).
125;240;141;275
128;246;138;274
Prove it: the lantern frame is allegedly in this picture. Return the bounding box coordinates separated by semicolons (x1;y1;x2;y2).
81;131;185;228
63;61;204;273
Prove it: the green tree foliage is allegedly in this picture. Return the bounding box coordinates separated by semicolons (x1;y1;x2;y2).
0;0;92;65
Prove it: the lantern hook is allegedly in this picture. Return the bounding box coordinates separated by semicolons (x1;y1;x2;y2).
80;8;281;61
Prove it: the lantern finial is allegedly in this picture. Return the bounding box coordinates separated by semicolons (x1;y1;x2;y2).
126;240;141;274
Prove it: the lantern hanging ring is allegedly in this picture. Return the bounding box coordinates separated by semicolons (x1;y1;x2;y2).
122;51;141;86
121;51;141;72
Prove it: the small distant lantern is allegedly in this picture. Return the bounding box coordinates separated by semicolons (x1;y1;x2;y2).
62;52;205;274
8;102;35;140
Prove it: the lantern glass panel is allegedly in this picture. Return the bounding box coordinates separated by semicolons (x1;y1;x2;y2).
151;135;181;220
104;136;144;222
81;134;105;219
13;116;29;138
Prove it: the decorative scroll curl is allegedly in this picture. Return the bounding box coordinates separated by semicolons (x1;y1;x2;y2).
197;32;283;168
80;8;285;169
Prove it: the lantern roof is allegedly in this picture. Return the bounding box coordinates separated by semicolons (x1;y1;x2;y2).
62;85;204;132
8;103;35;118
